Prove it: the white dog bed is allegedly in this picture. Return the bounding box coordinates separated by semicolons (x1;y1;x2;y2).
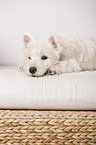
0;66;96;110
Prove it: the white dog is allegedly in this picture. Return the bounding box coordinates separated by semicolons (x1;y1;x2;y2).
20;33;96;77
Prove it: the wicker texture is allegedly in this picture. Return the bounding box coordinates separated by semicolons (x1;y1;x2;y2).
0;110;96;144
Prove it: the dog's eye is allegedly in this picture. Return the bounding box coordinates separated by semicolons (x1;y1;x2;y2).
28;57;31;60
41;55;48;60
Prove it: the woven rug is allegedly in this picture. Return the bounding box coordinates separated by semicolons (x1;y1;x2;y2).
0;110;96;144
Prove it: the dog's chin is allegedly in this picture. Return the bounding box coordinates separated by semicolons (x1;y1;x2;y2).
30;69;56;77
31;70;48;77
31;74;45;77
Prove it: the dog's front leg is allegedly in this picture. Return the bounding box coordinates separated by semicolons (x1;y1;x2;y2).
50;59;81;74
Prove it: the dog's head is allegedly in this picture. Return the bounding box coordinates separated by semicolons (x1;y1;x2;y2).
22;33;61;77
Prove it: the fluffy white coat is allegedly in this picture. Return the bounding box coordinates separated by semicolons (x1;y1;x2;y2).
20;34;96;76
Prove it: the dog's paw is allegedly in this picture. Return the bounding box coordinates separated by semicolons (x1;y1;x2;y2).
49;65;61;75
48;66;57;75
45;69;56;75
48;69;56;75
47;69;56;75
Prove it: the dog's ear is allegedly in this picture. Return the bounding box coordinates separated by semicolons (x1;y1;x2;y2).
49;36;58;48
49;36;62;54
23;33;33;48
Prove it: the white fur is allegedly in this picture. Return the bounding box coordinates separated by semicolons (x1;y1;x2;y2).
20;34;96;76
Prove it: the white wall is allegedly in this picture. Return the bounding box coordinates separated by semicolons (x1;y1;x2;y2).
0;0;96;65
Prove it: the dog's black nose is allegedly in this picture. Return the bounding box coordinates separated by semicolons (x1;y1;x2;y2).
29;67;37;74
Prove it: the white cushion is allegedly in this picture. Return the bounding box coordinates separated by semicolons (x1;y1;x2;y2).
0;66;96;110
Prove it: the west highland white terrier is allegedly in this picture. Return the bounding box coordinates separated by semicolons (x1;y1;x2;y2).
20;33;96;77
